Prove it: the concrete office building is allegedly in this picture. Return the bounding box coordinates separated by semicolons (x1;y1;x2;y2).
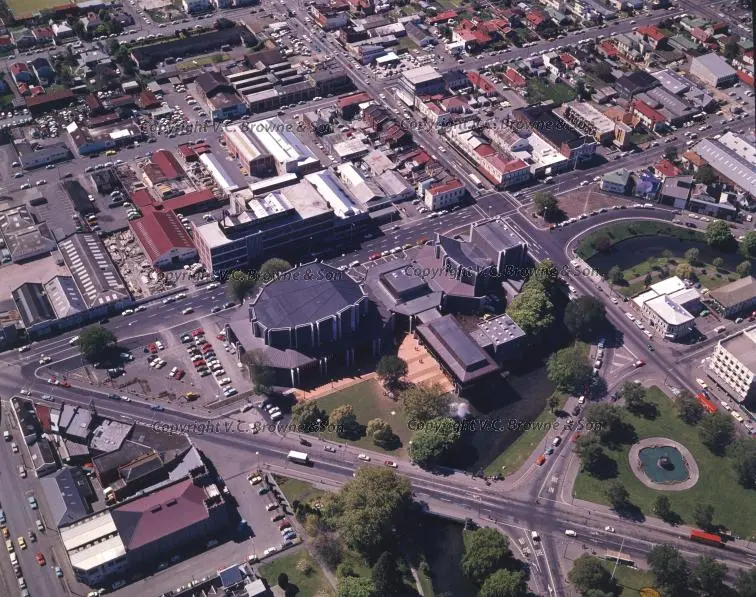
223;124;275;177
632;276;700;340
707;325;756;405
399;65;445;98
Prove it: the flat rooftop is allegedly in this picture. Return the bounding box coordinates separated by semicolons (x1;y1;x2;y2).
720;326;756;371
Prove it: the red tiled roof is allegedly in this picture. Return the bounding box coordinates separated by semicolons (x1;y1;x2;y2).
475;143;495;157
151;150;185;180
131;189;155;208
682;150;706;166
337;92;371;109
466;71;496;93
486;154;527;174
112;479;210;550
130;210;195;264
428;179;463;194
24;88;74;107
34;404;51;433
456;20;492;45
655;158;682;177
163;188;216;212
11;62;29;74
737;70;754;87
599;40;618;57
504;67;526;86
428;9;458;24
637;25;666;42
526;11;546;26
632;100;665;123
178;144;197;158
137;90;160;108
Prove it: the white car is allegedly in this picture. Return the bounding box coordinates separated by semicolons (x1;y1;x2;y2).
357;453;371;462
182;307;194;315
605;526;615;533
121;309;134;316
207;282;220;290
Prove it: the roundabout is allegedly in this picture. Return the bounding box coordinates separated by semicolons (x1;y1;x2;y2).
629;437;699;491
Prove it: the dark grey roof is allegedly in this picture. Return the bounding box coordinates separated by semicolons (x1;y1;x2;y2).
616;70;658;95
416;315;500;384
472;219;528;253
12;282;56;328
437;235;490;272
131;27;249;69
53;467;94;526
218;565;244;588
517;105;590;147
251;263;365;330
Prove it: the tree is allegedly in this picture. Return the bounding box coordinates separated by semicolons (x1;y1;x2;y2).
695;164;717;185
313;533;344;568
594;235;612;253
740;231;756;259
724;36;740;60
337;577;376;597
564;296;606;340
376;355;408;388
567;555;618;596
329;405;360;439
575;435;609;477
371;552;406;597
242;349;275;394
587;403;623;444
729;438;756;489
533;191;559;221
692;555;727;596
215;17;236;29
677;393;704;425
227;270;255;302
461;527;512;586
605;480;630;511
531;260;560;294
647;544;690;596
736;567;756;597
322;467;412;559
547;345;594;395
479;569;528;597
506;282;555;339
366;418;397;448
685;247;700;265
619;381;646;414
78;325;117;362
410;417;460;468
547;392;561;413
705;220;735;252
675;262;693;280
608;265;624;284
401;382;449;423
258;258;292;284
664;147;678;161
699;411;735;454
291;400;326;433
693;503;715;531
277;572;289;589
712;256;725;269
737;260;752;278
653;494;672;520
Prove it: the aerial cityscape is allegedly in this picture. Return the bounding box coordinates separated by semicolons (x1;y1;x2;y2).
0;0;754;596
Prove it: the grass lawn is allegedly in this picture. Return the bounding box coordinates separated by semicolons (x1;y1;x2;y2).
485;392;566;476
526;79;576;104
617;255;740;297
574;387;756;536
276;477;326;506
600;562;657;597
397;36;418;52
315;380;413;456
177;54;229;71
259;551;334;597
629;131;654;146
577;221;705;260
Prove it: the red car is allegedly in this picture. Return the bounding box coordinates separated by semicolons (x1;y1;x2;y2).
201;345;213;353
633;360;645;368
191;328;204;337
278;520;291;530
193;360;206;368
60;380;71;388
35;552;46;566
368;252;381;261
216;333;226;340
147;343;158;354
175;369;185;380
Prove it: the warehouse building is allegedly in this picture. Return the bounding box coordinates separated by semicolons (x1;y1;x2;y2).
248;117;321;175
689;53;738;88
223;124;275;176
130;210;198;270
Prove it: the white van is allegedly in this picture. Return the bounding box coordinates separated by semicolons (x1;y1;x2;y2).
565;529;577;537
715;325;726;333
531;530;540;541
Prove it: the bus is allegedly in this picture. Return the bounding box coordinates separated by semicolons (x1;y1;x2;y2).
603;551;634;566
696;393;717;414
469;174;483;188
287;451;311;465
690;529;723;546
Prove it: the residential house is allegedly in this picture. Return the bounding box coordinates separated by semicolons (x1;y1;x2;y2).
659;175;693;208
30;58;55;86
10;62;33;85
653;158;682;179
52;22;75;40
600;168;633;194
635;24;667;50
194;71;247;122
182;0;211;13
13;29;37;50
631;99;666;132
33;27;55;46
424;179;466;211
81;12;102;32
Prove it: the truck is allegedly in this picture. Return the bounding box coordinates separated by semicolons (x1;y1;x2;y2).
469;174;483;188
287;451;311;465
690;529;722;546
696;393;717;414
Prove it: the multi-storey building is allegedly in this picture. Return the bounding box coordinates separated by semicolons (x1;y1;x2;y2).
707;325;756;405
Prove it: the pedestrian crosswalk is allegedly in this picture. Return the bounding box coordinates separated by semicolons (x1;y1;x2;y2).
607;347;637;377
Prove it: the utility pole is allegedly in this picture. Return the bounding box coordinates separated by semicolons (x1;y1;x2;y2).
610;536;625;581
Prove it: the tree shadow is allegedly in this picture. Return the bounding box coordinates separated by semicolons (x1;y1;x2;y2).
628;401;659;420
588;454;618;480
615;502;646;522
660;510;684;526
282;583;300;597
603;422;638;449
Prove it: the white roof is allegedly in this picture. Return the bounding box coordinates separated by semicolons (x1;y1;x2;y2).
633;289;659;308
650;276;686;296
61;511;126;572
225;125;264;164
199;153;243;193
250;117;316;170
304;171;361;219
646;295;695;326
